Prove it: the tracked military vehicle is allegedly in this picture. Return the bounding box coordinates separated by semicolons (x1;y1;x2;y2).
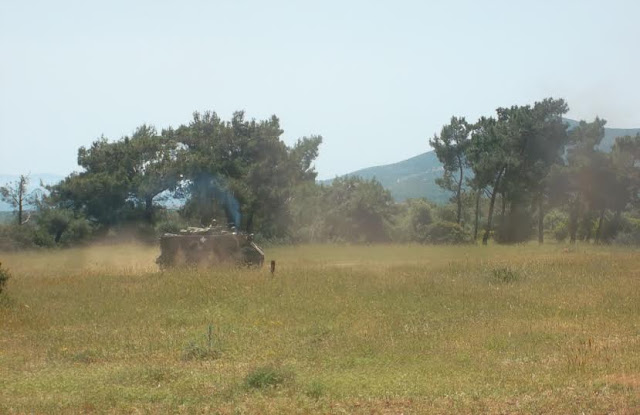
156;222;264;268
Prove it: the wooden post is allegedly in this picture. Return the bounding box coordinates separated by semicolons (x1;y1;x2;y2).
270;260;276;274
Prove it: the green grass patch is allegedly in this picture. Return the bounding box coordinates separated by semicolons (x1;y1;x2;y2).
244;364;294;389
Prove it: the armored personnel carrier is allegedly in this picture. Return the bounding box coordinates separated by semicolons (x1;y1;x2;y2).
156;222;264;268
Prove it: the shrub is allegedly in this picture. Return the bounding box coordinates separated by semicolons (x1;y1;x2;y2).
154;211;189;235
554;224;568;242
436;205;458;223
425;221;470;244
0;224;39;250
614;231;640;246
0;262;10;294
495;206;534;243
406;199;434;243
36;208;94;246
244;365;294;389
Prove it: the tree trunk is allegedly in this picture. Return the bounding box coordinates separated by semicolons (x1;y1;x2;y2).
456;159;464;224
584;221;592;242
482;167;505;245
499;193;506;229
245;211;254;233
612;209;622;239
473;189;481;241
595;208;605;243
569;198;579;244
537;195;544;244
17;175;26;226
144;195;154;223
17;198;23;226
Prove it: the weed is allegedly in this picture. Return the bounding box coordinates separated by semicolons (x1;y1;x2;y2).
181;341;220;361
305;380;326;399
244;364;294;389
181;325;222;361
566;337;611;372
490;266;520;283
69;349;100;364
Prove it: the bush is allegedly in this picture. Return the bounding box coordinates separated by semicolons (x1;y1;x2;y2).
407;199;434;243
0;224;39;250
495;206;534;243
0;262;10;294
554;225;568;242
425;221;470;244
436;204;458;223
37;208;94;246
154;210;189;235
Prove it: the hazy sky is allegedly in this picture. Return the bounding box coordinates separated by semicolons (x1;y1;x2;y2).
1;0;639;179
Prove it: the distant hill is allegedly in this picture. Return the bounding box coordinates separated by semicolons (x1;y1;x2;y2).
331;120;640;203
325;151;451;203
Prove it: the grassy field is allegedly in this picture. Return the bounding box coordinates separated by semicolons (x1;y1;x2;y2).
1;243;639;413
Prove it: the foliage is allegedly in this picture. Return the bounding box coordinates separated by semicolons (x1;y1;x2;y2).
613;214;640;245
430;117;471;224
46;126;179;226
36;207;93;246
5;100;640;248
406;199;435;242
554;225;569;242
320;176;395;243
154;210;189;235
0;223;41;250
170;111;322;238
424;221;471;244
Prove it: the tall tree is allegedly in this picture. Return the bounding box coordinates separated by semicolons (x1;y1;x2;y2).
466;99;569;244
430;117;470;224
322;176;395;243
48;125;179;225
467;116;508;245
564;118;607;243
172;111;322;237
126;126;180;221
522;98;569;243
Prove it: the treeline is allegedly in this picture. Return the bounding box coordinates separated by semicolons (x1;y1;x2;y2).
430;98;640;245
1;98;640;249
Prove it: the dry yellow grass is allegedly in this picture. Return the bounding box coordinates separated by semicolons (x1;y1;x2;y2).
1;242;639;413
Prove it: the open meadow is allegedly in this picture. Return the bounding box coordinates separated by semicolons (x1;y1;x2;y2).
1;243;639;413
